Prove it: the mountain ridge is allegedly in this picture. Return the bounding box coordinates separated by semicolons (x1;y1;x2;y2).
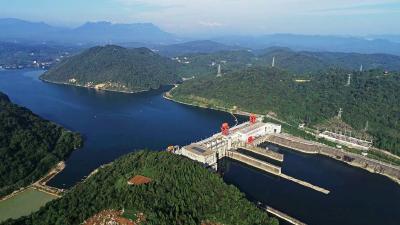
2;18;400;55
0;18;177;44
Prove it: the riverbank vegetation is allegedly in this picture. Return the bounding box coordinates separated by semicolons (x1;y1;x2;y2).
0;92;82;197
3;151;278;225
171;67;400;157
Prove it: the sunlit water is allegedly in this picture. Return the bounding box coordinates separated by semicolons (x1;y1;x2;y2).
1;69;399;225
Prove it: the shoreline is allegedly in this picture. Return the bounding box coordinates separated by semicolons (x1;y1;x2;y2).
36;78;400;185
39;77;151;94
0;161;66;202
164;86;289;125
164;87;259;119
165;92;400;185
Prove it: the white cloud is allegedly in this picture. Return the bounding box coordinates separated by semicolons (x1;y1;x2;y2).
198;21;223;28
110;0;400;35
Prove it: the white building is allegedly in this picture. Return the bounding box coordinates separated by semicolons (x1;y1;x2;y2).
178;120;282;167
229;122;281;143
180;144;217;166
319;131;372;150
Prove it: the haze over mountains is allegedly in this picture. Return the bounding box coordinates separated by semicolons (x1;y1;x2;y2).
0;18;177;44
2;18;400;56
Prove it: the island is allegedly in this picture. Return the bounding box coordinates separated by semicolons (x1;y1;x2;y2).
40;45;181;93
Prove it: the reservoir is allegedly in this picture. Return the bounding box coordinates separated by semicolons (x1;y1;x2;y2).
1;69;399;225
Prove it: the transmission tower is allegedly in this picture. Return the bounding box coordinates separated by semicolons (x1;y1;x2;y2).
346;74;351;86
217;64;222;77
337;108;343;119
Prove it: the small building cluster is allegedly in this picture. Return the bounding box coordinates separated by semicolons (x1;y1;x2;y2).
319;130;372;150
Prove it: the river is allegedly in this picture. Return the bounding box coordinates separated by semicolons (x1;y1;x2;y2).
1;69;399;225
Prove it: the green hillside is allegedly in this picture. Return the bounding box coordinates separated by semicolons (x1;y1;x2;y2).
171;67;400;155
2;151;278;225
259;48;400;74
41;45;181;93
176;50;256;78
175;47;400;78
0;92;82;197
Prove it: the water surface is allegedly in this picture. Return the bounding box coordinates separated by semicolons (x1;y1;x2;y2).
1;69;399;225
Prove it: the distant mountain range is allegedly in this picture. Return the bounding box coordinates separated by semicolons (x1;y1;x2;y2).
214;34;400;56
1;18;400;56
0;18;178;44
153;40;245;57
367;35;400;43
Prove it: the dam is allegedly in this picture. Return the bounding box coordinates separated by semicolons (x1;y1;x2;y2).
171;114;330;195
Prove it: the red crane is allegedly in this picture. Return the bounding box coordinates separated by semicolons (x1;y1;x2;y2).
221;123;230;135
250;114;257;124
247;136;254;144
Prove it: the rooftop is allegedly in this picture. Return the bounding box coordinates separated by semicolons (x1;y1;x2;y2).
127;175;152;186
235;122;265;135
185;144;215;156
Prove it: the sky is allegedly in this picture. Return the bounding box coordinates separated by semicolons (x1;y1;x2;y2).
0;0;399;36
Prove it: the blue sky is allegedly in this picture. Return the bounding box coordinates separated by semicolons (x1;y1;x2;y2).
1;0;399;36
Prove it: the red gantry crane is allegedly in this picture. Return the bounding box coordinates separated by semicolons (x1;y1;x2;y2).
221;122;230;135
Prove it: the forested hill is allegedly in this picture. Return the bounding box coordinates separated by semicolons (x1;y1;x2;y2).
3;151;278;225
175;48;400;78
41;45;181;93
0;92;82;197
171;68;400;155
259;48;400;74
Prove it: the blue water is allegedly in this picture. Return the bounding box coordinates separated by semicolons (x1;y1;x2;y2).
0;69;240;188
1;69;399;225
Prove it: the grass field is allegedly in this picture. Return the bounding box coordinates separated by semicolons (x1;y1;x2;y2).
0;188;57;222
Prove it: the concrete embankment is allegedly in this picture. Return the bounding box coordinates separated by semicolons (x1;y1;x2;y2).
241;145;284;162
279;174;329;194
265;134;400;185
227;151;282;175
227;151;330;194
32;161;66;197
266;206;307;225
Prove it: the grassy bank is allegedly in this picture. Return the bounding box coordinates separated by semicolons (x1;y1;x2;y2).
0;188;57;222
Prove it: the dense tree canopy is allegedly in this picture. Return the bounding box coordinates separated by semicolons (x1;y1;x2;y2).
175;47;400;78
3;151;278;225
41;45;181;92
171;67;400;155
0;92;82;197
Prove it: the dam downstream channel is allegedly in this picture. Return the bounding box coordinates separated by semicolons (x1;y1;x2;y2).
1;69;399;225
